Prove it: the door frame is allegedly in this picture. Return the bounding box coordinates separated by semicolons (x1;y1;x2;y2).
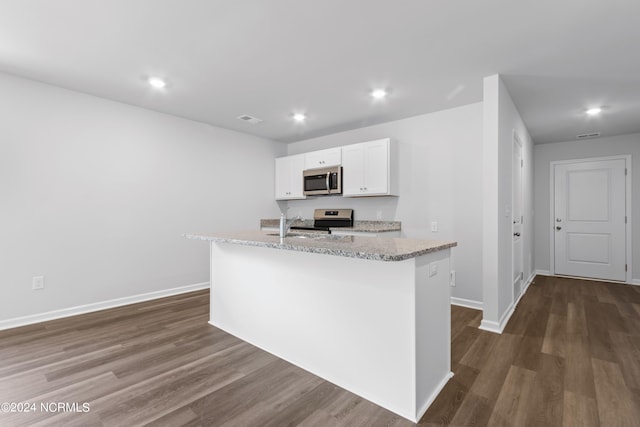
512;131;524;303
549;155;632;283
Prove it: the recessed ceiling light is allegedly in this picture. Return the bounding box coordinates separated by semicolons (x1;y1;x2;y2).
293;113;306;122
586;107;602;116
148;77;167;89
371;89;387;99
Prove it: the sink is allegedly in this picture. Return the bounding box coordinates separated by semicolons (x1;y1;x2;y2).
288;233;312;239
266;232;329;239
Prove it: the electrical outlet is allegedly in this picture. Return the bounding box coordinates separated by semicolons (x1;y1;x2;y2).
376;211;382;220
450;270;456;287
429;263;438;277
431;221;438;232
32;276;44;290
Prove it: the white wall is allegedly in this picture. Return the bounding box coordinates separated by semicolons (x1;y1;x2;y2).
534;133;639;282
0;72;285;326
286;103;484;305
481;75;534;332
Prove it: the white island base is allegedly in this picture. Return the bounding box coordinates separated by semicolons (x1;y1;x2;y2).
208;241;452;422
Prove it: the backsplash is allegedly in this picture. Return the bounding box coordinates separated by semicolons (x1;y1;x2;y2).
285;196;400;223
260;218;401;233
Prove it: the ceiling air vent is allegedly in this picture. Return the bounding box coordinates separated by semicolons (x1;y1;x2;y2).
237;115;263;124
576;132;600;140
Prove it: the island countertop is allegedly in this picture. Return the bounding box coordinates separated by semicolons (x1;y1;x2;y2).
186;230;456;262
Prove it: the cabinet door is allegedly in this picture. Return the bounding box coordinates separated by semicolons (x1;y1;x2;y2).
304;148;342;169
288;154;305;198
275;154;305;200
275;157;290;199
362;139;389;195
341;143;365;196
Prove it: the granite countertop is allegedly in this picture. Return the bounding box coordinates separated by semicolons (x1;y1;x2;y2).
186;230;456;262
259;219;401;233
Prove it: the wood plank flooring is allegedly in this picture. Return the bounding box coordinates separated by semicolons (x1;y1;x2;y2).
1;275;640;426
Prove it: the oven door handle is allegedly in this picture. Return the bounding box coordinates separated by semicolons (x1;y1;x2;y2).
326;172;331;194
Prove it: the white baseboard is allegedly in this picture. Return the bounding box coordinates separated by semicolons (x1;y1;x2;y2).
0;282;210;331
479;302;514;334
480;273;534;335
450;297;483;310
415;371;454;422
479;271;544;334
551;273;636;286
535;269;551;276
514;272;536;306
478;319;502;334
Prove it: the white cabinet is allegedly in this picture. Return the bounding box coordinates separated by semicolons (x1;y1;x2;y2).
275;154;306;200
304;147;341;169
342;138;398;197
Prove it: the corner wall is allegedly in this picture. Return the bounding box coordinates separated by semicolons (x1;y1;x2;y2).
481;75;534;332
286;103;484;306
0;72;285;327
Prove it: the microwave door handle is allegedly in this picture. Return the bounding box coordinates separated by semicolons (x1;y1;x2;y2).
326;172;331;194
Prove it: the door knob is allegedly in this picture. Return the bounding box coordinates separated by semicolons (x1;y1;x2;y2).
514;232;521;237
556;218;562;222
556;226;562;230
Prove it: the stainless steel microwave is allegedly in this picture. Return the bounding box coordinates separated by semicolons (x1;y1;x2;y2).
303;166;342;195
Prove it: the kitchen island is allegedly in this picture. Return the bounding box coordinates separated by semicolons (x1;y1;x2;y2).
186;230;456;422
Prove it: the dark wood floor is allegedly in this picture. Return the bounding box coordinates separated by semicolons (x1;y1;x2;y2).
1;275;639;426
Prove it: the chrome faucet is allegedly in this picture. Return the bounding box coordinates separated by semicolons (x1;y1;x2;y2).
279;212;303;238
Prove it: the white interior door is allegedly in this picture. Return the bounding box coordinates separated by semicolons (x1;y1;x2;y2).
553;159;626;281
512;136;523;300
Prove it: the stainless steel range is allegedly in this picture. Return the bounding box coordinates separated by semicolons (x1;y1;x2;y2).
291;209;353;233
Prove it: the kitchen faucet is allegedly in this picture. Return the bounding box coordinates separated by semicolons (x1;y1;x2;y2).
279;212;303;238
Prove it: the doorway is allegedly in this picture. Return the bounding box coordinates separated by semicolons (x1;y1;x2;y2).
550;156;629;282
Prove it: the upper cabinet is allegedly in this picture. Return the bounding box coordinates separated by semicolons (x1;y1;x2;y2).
275;154;306;200
274;139;397;200
342;138;398;197
304;147;341;169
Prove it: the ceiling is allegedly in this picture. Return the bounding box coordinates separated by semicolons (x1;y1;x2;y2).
1;1;638;144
